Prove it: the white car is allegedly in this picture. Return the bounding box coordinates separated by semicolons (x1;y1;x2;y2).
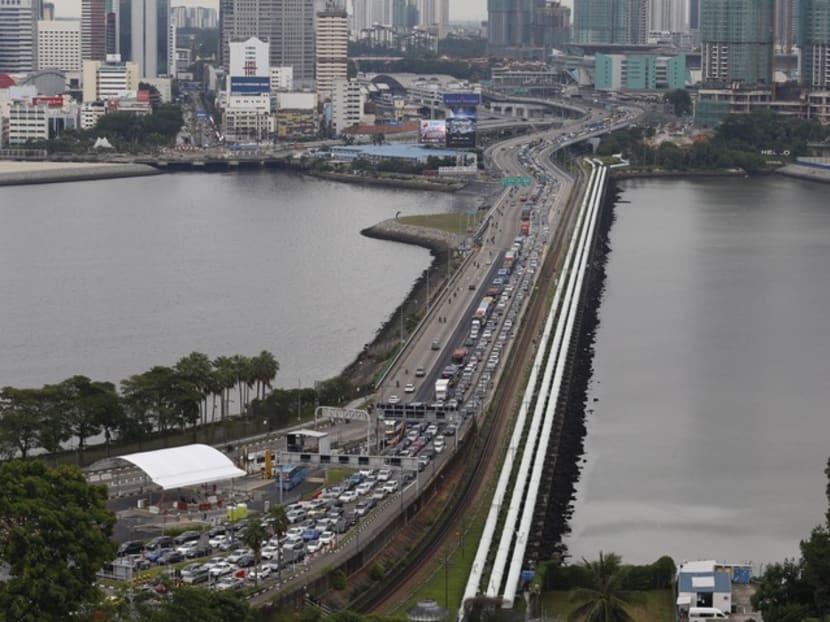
338;490;359;503
388;395;400;404
208;534;228;548
382;480;399;494
209;561;234;577
306;540;323;554
404;383;415;393
285;527;304;540
260;545;280;560
247;565;271;581
318;531;335;547
176;540;201;555
377;469;391;482
355;482;373;496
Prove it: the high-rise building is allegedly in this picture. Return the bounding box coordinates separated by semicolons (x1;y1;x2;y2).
221;0;315;83
700;0;774;86
0;0;43;73
82;56;140;102
37;20;82;71
82;0;106;61
118;0;172;78
316;2;348;100
798;0;830;88
777;0;797;53
650;0;689;33
331;77;363;133
488;0;534;50
689;0;700;30
573;0;647;45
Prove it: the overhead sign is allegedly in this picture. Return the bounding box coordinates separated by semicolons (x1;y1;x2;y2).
229;76;270;95
500;176;532;187
443;93;481;107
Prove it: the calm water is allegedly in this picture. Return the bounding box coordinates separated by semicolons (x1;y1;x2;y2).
0;170;472;389
567;175;830;567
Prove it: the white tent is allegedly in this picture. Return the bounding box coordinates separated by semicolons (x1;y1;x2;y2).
118;444;246;490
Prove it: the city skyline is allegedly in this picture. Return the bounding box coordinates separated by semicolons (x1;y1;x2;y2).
57;0;487;21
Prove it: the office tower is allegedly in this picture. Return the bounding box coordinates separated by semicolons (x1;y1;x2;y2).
488;0;534;49
777;0;797;53
0;0;43;73
573;0;647;44
689;0;700;30
700;0;774;86
650;0;689;33
118;0;172;78
82;0;106;60
798;0;830;88
82;57;140;102
331;77;362;133
37;20;82;71
316;2;348;100
221;0;315;82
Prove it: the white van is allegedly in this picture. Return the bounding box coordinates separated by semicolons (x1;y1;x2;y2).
689;607;728;620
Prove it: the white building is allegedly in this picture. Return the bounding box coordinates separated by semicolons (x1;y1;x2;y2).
0;0;40;73
270;66;295;91
331;77;364;134
37;20;81;72
316;3;349;101
229;37;269;79
82;56;140;103
676;560;749;617
224;93;272;142
8;96;79;145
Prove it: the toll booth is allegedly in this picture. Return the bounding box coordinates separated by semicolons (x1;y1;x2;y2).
286;429;330;454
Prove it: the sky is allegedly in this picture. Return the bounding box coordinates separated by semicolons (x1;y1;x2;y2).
57;0;487;22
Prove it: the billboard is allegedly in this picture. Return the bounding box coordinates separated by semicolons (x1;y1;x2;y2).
229;76;270;96
443;92;479;148
419;119;446;145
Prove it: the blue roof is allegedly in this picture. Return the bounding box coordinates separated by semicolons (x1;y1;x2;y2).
333;144;465;159
678;572;731;594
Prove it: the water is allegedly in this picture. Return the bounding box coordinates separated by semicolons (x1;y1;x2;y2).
0;170;472;390
567;175;830;567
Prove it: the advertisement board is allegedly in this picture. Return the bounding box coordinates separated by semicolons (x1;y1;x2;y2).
445;106;477;148
419;119;447;145
229;76;270;96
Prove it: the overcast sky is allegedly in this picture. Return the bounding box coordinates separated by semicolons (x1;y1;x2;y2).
57;0;487;21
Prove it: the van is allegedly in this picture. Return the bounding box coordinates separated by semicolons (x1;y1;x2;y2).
689;608;728;620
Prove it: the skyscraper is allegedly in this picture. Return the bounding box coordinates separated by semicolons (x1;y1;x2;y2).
221;0;315;83
798;0;830;88
487;0;533;49
700;0;774;86
316;2;348;100
573;0;646;45
777;0;797;53
82;0;106;61
118;0;172;78
37;19;82;71
0;0;43;73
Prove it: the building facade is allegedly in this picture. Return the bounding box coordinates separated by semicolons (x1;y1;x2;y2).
331;77;363;133
700;0;774;86
37;20;82;72
573;0;647;45
118;0;172;78
0;0;42;73
595;53;687;91
316;2;348;101
82;57;140;102
798;0;830;89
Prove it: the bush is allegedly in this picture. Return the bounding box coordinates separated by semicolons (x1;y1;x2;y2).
332;569;347;590
369;563;384;581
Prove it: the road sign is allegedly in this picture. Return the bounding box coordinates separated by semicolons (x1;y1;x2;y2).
500;176;532;187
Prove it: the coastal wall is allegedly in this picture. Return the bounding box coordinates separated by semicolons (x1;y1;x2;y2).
0;161;160;186
777;159;830;185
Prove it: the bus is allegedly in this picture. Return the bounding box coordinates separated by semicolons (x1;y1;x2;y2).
384;419;404;444
277;464;307;491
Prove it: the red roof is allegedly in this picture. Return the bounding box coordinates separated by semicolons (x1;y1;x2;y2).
0;73;16;89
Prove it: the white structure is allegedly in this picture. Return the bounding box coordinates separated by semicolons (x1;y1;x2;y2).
270;65;294;91
0;0;40;73
316;2;349;101
82;56;140;103
8;96;79;145
80;100;107;129
276;90;316;110
229;37;270;78
118;444;246;490
331;77;363;133
124;0;172;78
676;560;738;616
224;92;272;142
37;20;82;72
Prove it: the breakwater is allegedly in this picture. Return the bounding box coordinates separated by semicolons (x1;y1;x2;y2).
0;162;160;186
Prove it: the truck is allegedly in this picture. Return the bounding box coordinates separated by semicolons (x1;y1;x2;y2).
434;378;450;402
452;347;468;364
474;296;494;321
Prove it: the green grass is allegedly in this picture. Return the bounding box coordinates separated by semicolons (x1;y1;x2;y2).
539;589;675;622
398;213;480;236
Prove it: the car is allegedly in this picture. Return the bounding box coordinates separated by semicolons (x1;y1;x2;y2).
226;549;250;565
431;340;440;350
208;533;228;548
235;554;256;568
209;561;235;577
185;543;212;559
176;540;201;555
306;540;324;554
247;565;272;581
338;490;358;503
144;536;173;552
117;540;144;557
215;575;243;590
387;395;400;405
302;528;321;542
354;501;373;517
158;550;185;565
182;565;210;585
415;367;426;377
218;538;239;551
426;423;438;435
404;382;415;393
355;481;373;496
371;488;387;502
172;530;201;546
260;545;281;560
377;469;391;481
382;480;399;494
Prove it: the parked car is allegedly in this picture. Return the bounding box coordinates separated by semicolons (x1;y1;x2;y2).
235;554;256;568
144;536;173;552
172;530;201;546
226;549;250;565
117;540;144;557
338;490;358;504
157;550;184;565
209;561;234;577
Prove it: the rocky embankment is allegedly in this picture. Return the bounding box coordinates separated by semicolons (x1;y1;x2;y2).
361;217;465;253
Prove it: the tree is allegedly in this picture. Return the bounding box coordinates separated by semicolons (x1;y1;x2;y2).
750;560;814;622
0;386;66;459
568;552;643;622
664;89;692;116
242;518;268;585
0;460;116;621
57;375;114;463
116;585;256;622
268;504;289;579
175;352;216;426
251;350;279;400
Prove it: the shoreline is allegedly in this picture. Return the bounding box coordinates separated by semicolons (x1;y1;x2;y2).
306;169;466;192
609;167;747;180
0;161;161;186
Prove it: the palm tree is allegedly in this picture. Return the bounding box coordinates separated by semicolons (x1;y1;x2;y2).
242;518;268;586
268;504;289;580
568;552;643;622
